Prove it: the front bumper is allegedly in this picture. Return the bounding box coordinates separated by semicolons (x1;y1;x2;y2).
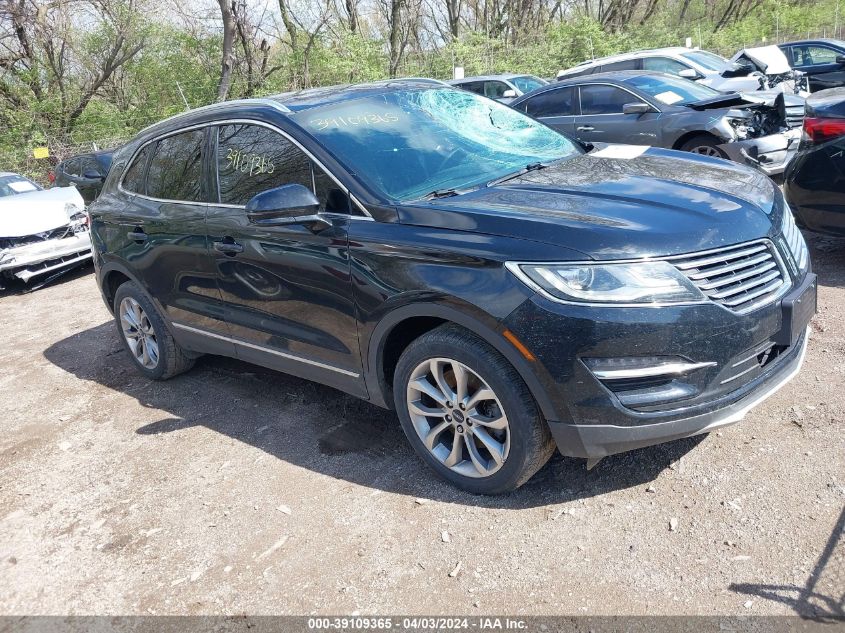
718;128;802;177
0;231;92;283
546;326;808;459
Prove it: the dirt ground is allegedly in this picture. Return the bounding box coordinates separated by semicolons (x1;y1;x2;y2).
0;235;842;618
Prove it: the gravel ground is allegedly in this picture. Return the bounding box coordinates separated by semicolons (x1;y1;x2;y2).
0;234;842;618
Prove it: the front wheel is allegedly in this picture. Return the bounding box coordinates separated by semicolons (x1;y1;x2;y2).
393;324;555;494
680;134;728;159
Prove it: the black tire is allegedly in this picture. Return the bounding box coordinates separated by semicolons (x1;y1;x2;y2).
112;281;195;380
679;134;728;159
393;323;555;494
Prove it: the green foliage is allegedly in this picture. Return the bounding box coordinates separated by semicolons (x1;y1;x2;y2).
2;0;843;182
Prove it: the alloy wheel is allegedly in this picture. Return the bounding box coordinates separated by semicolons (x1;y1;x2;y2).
406;357;510;478
690;146;723;157
119;297;159;369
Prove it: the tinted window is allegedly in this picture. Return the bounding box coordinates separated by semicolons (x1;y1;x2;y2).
522;87;576;117
122;145;153;194
314;168;352;214
599;59;639;72
579;85;633;115
216;124;312;206
483;81;510;98
642;56;690;75
62;158;81;177
457;81;485;95
146;130;205;202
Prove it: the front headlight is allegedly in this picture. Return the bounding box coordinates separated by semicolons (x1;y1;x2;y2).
506;261;706;305
781;207;808;272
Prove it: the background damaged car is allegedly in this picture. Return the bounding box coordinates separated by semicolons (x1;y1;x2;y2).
0;172;91;289
512;71;804;177
731;45;809;96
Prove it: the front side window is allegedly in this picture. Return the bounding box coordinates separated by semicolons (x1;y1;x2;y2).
521;87;576;117
146;130;205;202
215;124;353;213
457;81;484;95
642;56;690;75
291;88;579;201
578;84;634;115
793;45;840;66
216;124;312;206
483;81;510;99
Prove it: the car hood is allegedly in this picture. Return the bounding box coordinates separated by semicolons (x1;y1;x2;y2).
0;186;85;238
732;46;792;75
397;147;779;260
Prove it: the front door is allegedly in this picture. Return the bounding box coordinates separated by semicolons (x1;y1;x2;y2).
787;44;845;91
205;122;366;395
573;84;661;146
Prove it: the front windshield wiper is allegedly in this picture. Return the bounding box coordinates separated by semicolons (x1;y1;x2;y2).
422;188;462;200
487;162;548;187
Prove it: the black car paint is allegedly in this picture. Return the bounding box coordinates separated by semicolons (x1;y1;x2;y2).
779;39;845;92
785;87;845;236
89;83;813;462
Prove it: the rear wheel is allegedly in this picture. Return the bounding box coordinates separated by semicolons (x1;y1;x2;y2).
393;324;555;494
113;281;195;380
680;135;728;159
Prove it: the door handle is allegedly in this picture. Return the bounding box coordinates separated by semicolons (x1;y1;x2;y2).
577;125;595;132
127;229;147;243
213;239;244;255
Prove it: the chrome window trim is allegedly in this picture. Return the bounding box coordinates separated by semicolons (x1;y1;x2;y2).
172;322;360;378
118;116;373;219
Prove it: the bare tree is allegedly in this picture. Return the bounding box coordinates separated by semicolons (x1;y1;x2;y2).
216;0;236;100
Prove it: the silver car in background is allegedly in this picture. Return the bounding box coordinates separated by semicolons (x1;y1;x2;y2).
557;47;768;93
449;74;548;103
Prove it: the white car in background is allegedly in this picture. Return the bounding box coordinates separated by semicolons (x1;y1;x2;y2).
0;172;91;288
557;47;768;93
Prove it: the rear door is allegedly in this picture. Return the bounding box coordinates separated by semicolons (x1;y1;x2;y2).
112;128;231;347
515;86;578;136
205;121;366;395
573;84;661;145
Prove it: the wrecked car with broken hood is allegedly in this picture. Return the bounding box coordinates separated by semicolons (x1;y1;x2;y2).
512;71;804;176
0;172;91;288
732;45;810;96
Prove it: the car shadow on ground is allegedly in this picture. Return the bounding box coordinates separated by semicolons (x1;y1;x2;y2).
807;233;845;289
0;262;94;296
729;505;845;620
44;321;704;509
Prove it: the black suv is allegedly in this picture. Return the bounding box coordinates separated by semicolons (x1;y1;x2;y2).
90;81;816;494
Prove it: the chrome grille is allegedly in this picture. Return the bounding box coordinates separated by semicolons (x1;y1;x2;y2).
671;241;789;314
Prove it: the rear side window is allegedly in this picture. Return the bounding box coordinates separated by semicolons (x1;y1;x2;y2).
579;85;633;115
62;158;80;177
521;87;576;117
122;145;154;195
598;59;639;72
483;81;510;99
146;130;205;202
457;81;485;95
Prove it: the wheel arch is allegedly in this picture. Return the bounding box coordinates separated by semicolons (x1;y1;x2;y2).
365;303;557;422
672;130;725;151
99;261;142;314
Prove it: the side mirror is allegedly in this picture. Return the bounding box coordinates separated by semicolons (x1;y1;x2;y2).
836;55;845;65
83;170;105;181
678;68;699;79
623;102;652;115
501;89;517;98
245;183;328;230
